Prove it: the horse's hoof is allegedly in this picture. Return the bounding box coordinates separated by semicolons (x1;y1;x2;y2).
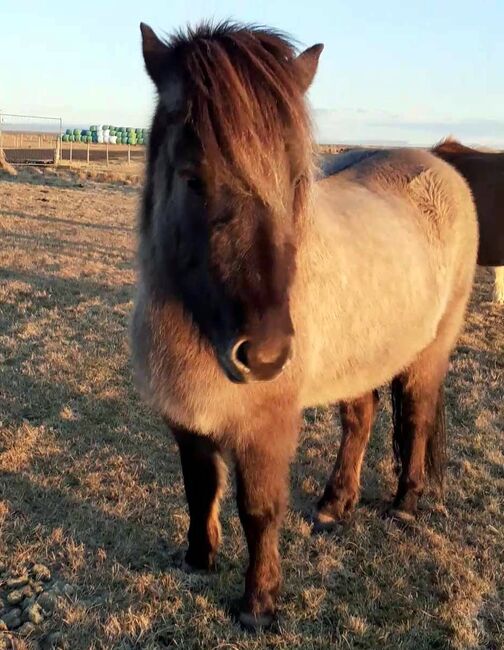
311;510;345;534
239;610;275;630
386;507;416;523
181;557;216;573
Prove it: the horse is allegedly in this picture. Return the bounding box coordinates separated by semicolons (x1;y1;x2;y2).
432;138;504;303
131;22;478;628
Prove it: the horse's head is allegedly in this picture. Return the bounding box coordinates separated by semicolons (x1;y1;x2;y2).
140;22;322;383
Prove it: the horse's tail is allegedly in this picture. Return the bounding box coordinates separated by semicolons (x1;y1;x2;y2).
391;377;405;478
426;385;447;493
392;380;446;494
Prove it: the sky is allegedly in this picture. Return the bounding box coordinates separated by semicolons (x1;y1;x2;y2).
1;0;504;146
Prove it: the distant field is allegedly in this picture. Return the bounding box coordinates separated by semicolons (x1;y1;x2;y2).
0;167;502;649
0;130;60;148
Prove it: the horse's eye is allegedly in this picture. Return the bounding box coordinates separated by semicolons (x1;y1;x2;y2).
178;169;204;194
187;177;203;193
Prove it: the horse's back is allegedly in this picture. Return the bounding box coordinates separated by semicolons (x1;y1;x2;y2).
318;147;478;264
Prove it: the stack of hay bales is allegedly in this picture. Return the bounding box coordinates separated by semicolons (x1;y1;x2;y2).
61;126;148;145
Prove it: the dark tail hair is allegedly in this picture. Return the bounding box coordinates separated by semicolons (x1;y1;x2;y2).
426;385;447;493
391;380;446;494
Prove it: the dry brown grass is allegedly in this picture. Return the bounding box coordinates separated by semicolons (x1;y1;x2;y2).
0;170;502;650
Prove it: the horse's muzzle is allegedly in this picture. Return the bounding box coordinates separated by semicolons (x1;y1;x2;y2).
219;336;293;384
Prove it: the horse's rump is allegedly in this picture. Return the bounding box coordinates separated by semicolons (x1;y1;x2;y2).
432;138;504;266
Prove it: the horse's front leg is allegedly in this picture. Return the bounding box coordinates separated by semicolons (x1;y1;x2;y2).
234;420;296;629
171;424;225;571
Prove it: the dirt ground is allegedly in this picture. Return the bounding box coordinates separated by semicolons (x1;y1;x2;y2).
0;169;502;649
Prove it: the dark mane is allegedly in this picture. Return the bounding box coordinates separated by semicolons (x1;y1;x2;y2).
432;137;479;155
162;22;314;212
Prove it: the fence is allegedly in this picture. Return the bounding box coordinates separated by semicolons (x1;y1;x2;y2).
0;112;146;167
59;140;146;166
0;112;62;164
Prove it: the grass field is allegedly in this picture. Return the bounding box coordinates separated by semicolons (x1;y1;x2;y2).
0;168;502;649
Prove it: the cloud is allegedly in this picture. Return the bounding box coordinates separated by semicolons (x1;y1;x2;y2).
313;109;504;148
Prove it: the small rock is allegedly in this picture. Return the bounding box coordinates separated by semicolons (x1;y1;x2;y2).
37;592;57;614
6;590;23;605
21;596;36;611
23;603;44;625
0;619;7;631
2;607;21;629
41;632;67;650
31;564;51;582
61;584;75;597
6;575;29;588
31;581;45;594
19;621;36;636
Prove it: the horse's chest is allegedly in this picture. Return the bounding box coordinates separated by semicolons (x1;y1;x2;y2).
131;294;252;435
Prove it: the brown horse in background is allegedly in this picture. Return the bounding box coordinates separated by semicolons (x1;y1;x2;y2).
131;22;478;628
432;138;504;303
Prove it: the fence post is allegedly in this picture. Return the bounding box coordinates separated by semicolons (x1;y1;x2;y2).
127;144;131;165
106;142;109;166
87;141;90;165
54;137;60;166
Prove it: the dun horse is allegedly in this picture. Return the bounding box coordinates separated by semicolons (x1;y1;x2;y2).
432;138;504;303
132;22;478;627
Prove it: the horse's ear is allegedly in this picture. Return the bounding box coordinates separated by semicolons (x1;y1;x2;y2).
295;43;324;92
140;22;169;86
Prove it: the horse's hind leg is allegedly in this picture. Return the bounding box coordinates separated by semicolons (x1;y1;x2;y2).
389;367;446;520
389;292;471;519
171;425;225;570
315;390;379;527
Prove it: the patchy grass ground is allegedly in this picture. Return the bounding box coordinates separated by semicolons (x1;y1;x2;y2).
0;170;502;650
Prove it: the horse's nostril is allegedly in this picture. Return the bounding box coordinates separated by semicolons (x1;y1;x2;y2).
230;337;252;373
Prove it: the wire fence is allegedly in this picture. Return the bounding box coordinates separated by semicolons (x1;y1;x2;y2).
0;112;146;167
